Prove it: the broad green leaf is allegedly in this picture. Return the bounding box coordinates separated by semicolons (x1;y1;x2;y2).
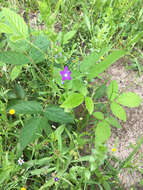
8;101;43;114
19;117;47;151
2;8;28;36
117;92;141;108
15;84;26;99
95;121;111;144
93;112;104;120
0;22;13;34
107;80;118;101
86;50;126;79
10;35;27;42
85;96;94;115
10;65;22;81
0;51;30;65
29;34;50;63
8;38;30;53
44;105;74;123
63;30;77;45
110;102;126;121
6;90;17;99
105;116;122;128
61;93;84;109
94;83;107;101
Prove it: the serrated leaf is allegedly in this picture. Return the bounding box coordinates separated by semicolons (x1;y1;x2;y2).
44;105;74;123
10;65;22;81
29;34;50;63
95;121;111;144
0;51;30;65
0;22;13;34
107;80;118;101
8;101;43;114
117;92;141;108
93;112;104;120
94;83;107;101
2;8;28;36
19;117;47;151
61;93;84;109
105;116;122;128
110;102;126;121
85;96;94;115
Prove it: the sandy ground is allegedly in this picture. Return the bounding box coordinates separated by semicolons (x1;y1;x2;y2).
103;59;143;189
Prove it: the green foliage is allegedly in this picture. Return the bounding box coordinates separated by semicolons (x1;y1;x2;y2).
44;105;74;123
19;117;48;151
107;80;119;101
61;93;84;109
110;102;126;122
117;92;142;108
85;96;94;115
0;1;143;190
95;121;111;145
8;100;43;114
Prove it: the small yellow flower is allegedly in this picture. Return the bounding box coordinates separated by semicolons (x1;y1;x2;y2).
9;109;15;115
21;188;26;190
32;89;34;93
101;56;104;60
112;148;117;152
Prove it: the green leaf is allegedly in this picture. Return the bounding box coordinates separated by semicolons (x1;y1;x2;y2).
93;112;104;120
15;84;26;99
95;121;111;144
94;83;107;101
128;31;143;47
8;101;43;114
80;47;111;73
2;8;28;36
117;92;141;108
44;105;74;123
105;116;122;128
86;50;126;79
55;125;65;151
85;96;94;115
72;79;88;96
107;80;118;101
10;65;22;81
63;30;77;45
0;22;13;34
103;181;112;190
29;34;50;63
30;167;56;176
110;102;126;121
0;51;30;65
19;117;47;151
61;93;84;109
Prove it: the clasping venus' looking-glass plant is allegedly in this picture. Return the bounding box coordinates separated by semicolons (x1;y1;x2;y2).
60;66;71;84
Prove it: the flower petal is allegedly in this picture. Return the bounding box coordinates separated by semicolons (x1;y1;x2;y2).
64;66;68;72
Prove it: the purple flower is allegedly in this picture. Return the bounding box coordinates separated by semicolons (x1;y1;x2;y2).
54;177;59;182
60;66;71;83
